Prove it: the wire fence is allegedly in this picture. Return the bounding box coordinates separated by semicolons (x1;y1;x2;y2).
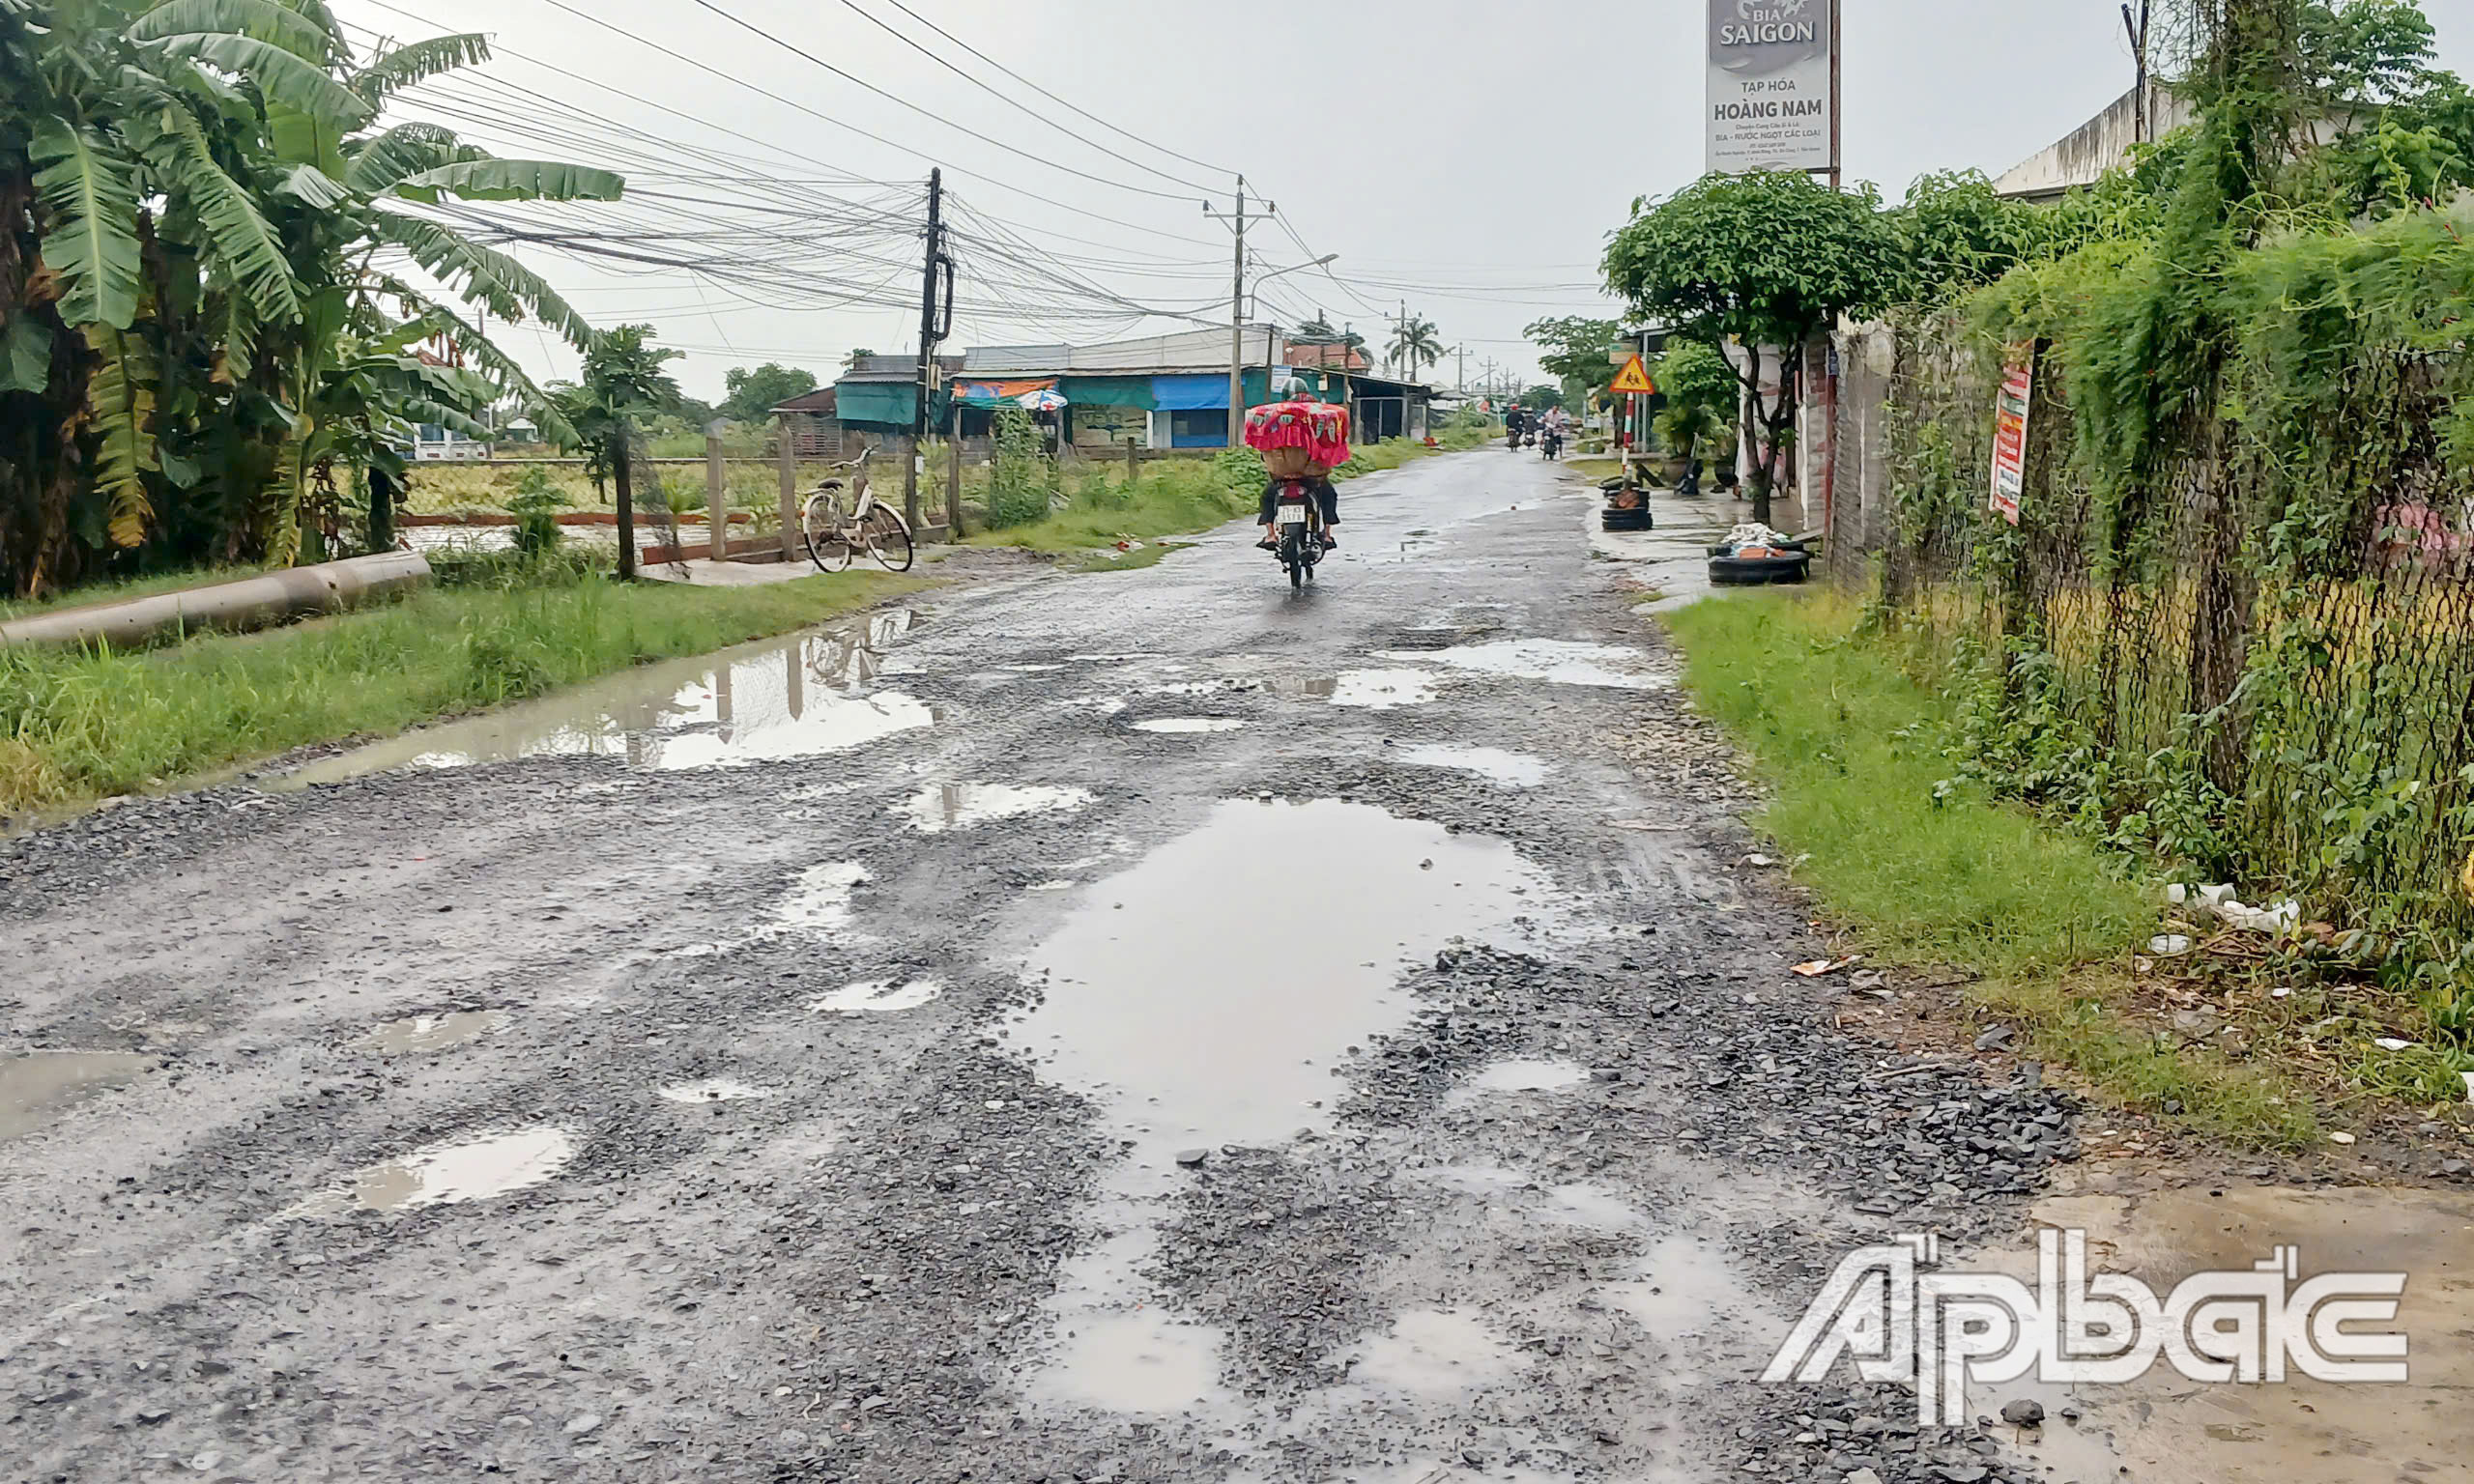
1828;311;2474;939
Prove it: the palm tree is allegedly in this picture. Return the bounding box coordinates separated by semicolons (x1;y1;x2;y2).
2;0;619;592
1386;314;1443;383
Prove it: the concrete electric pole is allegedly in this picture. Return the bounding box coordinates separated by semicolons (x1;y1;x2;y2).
1205;178;1274;447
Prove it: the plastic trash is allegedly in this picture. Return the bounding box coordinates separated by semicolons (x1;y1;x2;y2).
2148;933;2195;956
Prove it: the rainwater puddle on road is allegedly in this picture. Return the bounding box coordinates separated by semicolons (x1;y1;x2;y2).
1962;1181;2474;1484
1269;675;1338;700
1395;744;1550;788
1016;797;1548;1155
771;862;870;934
1132;718;1247;734
1338;1307;1526;1398
280;612;931;783
1377;639;1664;691
809;979;941;1014
0;1051;156;1140
282;1127;576;1217
1597;1233;1782;1386
658;1078;774;1104
1326;670;1438;709
352;1011;509;1055
899;783;1094;833
1466;1058;1591;1093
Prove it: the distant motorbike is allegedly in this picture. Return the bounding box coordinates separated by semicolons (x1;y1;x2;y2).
1539;426;1563;460
1267;479;1325;591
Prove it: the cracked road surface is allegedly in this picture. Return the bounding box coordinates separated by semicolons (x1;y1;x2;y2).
8;450;2127;1482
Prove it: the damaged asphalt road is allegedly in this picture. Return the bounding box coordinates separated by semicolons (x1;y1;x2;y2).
2;449;2084;1484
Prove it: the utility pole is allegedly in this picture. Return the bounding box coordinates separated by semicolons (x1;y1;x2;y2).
1205;177;1273;447
907;167;952;531
2122;2;2152;144
1453;345;1466;395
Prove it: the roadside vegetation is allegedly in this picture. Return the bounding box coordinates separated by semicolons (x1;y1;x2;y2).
0;557;925;821
1666;592;2321;1148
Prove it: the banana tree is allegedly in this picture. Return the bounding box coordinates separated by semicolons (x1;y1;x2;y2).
1;0;619;592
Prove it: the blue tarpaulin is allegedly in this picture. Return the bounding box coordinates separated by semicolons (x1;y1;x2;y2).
1148;374;1230;411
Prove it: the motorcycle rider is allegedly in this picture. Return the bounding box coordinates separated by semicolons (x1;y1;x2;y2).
1255;471;1339;551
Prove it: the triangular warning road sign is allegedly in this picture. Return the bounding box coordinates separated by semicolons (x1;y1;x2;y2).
1609;354;1655;395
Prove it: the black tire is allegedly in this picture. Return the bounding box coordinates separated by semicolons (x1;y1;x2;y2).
863;507;914;572
1709;555;1811;585
802;490;851;573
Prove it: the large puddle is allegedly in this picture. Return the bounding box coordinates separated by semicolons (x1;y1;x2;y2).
898;783;1094;834
1378;639;1663;690
282;1127;577;1216
1015;798;1549;1416
0;1051;156;1139
1963;1181;2474;1483
1016;797;1548;1156
281;611;930;781
1326;670;1438;709
1395;744;1550;788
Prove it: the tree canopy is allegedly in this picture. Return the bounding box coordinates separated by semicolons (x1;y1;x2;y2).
1601;170;1905;519
1523;316;1624;404
721;362;818;423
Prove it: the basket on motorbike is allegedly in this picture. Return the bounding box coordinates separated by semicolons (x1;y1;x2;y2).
1244;399;1351;479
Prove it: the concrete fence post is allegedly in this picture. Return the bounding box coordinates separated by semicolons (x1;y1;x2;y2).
777;414;799;562
705;421;728;563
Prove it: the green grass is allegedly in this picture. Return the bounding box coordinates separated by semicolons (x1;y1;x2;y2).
1663;589;2320;1148
0;567;929;818
1068;541;1187;573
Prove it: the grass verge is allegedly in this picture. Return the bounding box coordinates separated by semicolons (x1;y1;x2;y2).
0;566;928;819
1662;589;2322;1148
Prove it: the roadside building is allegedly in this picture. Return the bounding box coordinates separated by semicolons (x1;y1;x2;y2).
821;327;1432;453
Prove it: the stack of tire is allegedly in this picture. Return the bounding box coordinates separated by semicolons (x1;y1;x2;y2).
1708;524;1812;585
1599;477;1654;532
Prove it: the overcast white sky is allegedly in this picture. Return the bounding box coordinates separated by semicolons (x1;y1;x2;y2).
335;0;2474;402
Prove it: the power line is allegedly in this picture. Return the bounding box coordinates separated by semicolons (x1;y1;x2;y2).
831;0;1219;194
679;0;1205;203
865;0;1235;178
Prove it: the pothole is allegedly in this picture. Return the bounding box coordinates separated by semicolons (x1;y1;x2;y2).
0;1051;157;1140
810;979;941;1013
352;1011;509;1055
1376;639;1663;690
280;614;933;781
772;861;870;933
1327;670;1438;709
1395;744;1550;787
1132;718;1247;734
282;1127;576;1216
1338;1308;1526;1398
1466;1057;1590;1092
1015;797;1545;1156
899;783;1095;834
658;1078;774;1104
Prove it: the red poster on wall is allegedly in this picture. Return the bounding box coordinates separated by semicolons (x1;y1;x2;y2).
1989;345;2033;525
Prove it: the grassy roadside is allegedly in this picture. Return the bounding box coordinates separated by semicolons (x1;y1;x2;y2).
1661;590;2324;1148
0;566;928;820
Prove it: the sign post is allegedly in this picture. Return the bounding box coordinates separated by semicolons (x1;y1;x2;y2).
1707;0;1838;177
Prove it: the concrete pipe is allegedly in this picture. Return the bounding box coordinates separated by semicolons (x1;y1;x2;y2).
0;550;434;649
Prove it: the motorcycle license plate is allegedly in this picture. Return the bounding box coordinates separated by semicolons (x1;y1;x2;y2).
1276;506;1309;526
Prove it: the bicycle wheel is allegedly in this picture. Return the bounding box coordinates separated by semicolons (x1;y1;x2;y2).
862;506;914;573
802;492;853;572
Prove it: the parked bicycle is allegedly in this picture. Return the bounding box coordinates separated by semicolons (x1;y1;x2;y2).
800;446;914;574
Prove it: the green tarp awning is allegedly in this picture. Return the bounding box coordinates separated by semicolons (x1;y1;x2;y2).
1057;375;1155;410
833;381;919;427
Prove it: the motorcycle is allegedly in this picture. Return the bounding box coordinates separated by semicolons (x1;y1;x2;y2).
1539;426;1563;460
1268;479;1324;590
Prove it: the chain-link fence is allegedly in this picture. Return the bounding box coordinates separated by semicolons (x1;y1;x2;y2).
1827;311;2474;938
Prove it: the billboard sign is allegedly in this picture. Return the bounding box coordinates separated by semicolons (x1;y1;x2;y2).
1989;345;2033;525
1708;0;1836;174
